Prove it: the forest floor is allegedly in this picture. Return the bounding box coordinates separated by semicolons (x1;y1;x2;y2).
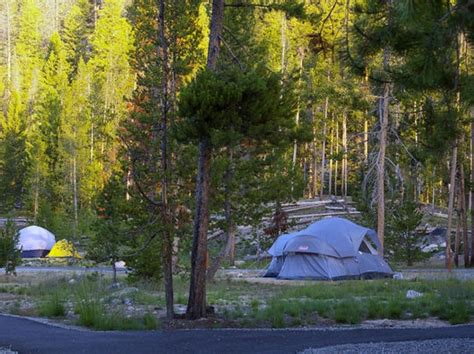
0;266;472;331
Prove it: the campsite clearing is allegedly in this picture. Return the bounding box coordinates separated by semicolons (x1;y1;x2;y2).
0;268;472;330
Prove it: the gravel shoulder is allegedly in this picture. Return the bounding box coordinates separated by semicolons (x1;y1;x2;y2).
301;338;474;353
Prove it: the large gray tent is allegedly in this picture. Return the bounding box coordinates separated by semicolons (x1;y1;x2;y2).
264;217;392;280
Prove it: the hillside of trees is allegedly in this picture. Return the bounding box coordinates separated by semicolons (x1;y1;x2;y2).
0;0;473;318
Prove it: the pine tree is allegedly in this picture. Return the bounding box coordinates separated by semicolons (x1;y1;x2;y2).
88;0;134;183
62;0;92;77
0;220;21;275
0;91;28;211
31;32;71;223
61;58;93;238
0;0;44;212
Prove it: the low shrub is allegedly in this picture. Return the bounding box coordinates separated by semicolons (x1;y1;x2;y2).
143;313;159;330
38;291;66;317
387;298;404;319
334;300;362;324
367;298;385;319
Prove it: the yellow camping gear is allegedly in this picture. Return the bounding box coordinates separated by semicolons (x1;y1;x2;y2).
46;239;81;258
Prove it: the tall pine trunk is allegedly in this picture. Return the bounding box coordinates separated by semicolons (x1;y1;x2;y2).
470;107;474;266
447;29;462;270
207;148;234;281
329;120;333;196
72;155;78;241
186;0;224;320
460;163;468;267
377;79;390;255
6;0;12;85
187;138;212;319
292;49;304;173
446;144;457;270
320;97;328;198
342;112;348;198
311;108;318;198
454;179;461;267
335;121;339;196
364;119;368;163
158;0;174;320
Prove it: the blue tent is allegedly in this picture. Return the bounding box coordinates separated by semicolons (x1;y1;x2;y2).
264;217;392;280
265;232;299;277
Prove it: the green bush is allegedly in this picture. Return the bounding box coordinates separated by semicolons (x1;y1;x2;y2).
334;300;362;324
143;313;158;330
38;291;66;317
435;301;471;324
270;311;285;328
0;220;21;275
75;299;105;327
387;298;404;319
367;298;385;319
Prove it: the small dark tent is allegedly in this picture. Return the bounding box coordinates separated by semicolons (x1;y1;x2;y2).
264;217;392;280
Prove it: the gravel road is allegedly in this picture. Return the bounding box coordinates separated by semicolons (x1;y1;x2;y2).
1;314;474;354
302;338;474;353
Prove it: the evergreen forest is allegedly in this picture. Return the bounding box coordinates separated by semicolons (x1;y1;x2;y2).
0;0;473;319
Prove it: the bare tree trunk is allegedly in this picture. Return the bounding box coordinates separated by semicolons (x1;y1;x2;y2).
280;12;287;73
34;174;39;223
126;164;132;201
90;124;94;162
6;0;12;85
454;181;461;268
376;18;392;255
158;0;174;320
460;163;468;267
311;108;318;198
292;49;304;172
377;81;390;255
342;112;348;198
187;138;212;319
329;121;333;196
207;150;234;281
335;121;339;196
72;156;78;241
320;97;328;199
187;0;224;320
226;149;235;265
446;144;457;271
207;148;234;281
364;119;368;164
447;29;462;270
471;107;474;267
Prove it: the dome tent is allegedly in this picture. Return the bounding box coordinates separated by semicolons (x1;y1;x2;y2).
264;217;393;280
46;239;81;258
18;226;56;258
264;232;299;277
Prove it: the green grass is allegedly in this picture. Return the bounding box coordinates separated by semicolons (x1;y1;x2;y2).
26;275;162;330
334;300;363;324
12;272;474;329
38;290;66;317
226;279;474;327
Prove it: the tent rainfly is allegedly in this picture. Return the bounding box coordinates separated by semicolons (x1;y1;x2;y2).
264;217;393;280
18;225;56;258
